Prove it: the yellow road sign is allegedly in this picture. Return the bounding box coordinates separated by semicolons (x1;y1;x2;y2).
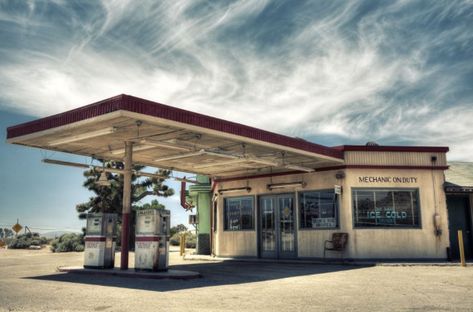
12;223;23;234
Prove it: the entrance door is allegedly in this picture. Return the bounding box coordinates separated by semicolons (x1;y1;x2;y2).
447;196;473;260
259;194;297;259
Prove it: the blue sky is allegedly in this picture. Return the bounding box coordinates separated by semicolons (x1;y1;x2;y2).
0;111;188;232
1;0;472;233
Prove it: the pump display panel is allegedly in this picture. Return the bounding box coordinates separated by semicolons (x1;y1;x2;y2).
136;210;158;235
86;216;103;235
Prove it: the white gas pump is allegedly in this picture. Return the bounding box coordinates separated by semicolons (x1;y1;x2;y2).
135;209;170;271
83;213;117;269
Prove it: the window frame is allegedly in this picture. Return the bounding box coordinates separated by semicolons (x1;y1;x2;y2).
352;187;422;229
213;200;217;233
223;195;256;232
298;189;340;230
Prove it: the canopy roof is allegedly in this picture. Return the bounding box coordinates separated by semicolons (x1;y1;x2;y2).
7;94;344;178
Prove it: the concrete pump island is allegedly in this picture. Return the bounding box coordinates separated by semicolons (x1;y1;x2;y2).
6;94;473;272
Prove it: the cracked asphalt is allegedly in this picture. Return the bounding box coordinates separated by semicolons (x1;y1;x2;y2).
1;247;473;312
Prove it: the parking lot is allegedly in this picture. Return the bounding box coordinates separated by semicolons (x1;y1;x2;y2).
1;247;473;312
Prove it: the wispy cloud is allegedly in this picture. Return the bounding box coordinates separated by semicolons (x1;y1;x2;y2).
0;0;472;160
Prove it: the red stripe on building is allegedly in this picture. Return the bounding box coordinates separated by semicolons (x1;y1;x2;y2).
332;145;449;153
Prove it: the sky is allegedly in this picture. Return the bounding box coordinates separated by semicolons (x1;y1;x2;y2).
0;0;472;233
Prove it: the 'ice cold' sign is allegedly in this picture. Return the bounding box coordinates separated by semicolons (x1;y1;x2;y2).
366;208;408;220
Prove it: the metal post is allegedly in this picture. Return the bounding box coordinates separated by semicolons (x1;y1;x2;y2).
120;141;133;270
180;234;186;256
458;230;466;267
180;235;183;256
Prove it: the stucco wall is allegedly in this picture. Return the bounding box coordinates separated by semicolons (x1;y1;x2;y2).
213;166;449;260
213;192;257;257
342;169;449;259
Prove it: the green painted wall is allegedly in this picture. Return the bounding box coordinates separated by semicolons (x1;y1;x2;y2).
189;175;211;254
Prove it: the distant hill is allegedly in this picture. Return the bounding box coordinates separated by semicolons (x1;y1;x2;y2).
40;231;81;239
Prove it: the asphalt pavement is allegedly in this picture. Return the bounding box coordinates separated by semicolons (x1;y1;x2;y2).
1;247;473;312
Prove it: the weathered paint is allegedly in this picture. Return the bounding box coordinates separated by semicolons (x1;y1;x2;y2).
4;94;454;261
7;94;343;161
214;165;450;260
340;168;448;259
344;151;447;167
120;142;133;270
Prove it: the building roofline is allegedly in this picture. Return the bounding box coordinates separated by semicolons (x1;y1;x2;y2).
214;164;449;183
6;94;344;160
332;145;449;153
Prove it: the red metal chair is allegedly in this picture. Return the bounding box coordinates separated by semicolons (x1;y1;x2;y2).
324;233;348;260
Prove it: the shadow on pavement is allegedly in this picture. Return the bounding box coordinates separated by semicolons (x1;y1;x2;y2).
25;261;372;292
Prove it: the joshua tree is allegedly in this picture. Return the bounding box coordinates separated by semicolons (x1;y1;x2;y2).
76;160;174;248
0;228;14;239
76;159;174;218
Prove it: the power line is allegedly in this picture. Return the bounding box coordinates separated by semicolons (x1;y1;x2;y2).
0;224;81;232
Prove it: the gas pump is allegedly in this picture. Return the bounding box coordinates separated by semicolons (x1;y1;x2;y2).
83;213;117;269
135;209;170;271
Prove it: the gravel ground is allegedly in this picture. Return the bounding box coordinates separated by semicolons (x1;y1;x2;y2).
1;247;473;312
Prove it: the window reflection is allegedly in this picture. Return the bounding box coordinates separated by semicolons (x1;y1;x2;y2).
299;190;338;229
224;197;254;231
353;189;420;228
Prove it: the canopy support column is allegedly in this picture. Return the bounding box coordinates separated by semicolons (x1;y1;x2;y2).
189;175;212;255
120;141;133;270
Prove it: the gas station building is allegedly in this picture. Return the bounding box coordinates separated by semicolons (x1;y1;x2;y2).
6;94;473;264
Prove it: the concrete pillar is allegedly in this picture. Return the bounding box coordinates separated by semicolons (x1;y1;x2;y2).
120;141;133;270
189;175;212;255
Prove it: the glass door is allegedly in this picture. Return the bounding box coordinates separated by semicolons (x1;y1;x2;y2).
259;194;297;259
260;196;277;258
278;196;296;258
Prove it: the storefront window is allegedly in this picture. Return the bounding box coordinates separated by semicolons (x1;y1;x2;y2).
224;196;254;231
299;190;338;229
353;189;420;228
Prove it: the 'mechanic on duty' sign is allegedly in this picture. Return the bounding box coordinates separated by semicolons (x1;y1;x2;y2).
358;176;418;183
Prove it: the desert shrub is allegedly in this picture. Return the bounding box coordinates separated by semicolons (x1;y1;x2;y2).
169;233;180;246
50;233;84;253
74;244;85;252
8;236;31;249
170;224;188;237
169;231;196;248
7;233;49;249
185;234;196;248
